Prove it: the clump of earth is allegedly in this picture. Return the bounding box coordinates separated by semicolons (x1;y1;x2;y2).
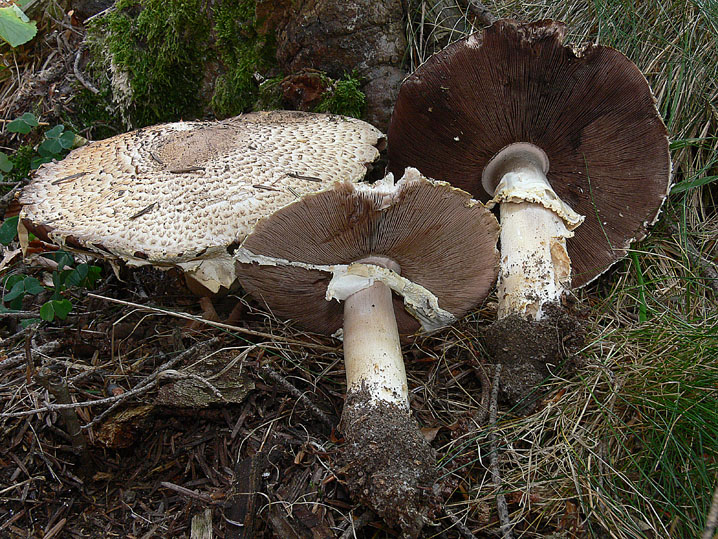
483;304;586;411
340;387;439;537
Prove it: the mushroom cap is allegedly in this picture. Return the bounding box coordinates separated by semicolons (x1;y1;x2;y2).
235;169;500;335
19;111;384;290
387;19;671;287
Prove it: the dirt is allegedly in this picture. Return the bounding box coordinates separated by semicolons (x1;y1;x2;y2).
340;387;440;538
482;303;586;411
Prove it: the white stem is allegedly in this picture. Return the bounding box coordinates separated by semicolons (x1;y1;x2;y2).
343;259;408;407
497;201;572;319
484;144;583;321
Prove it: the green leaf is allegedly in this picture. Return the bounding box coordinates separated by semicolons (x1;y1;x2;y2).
52;250;74;270
0;5;37;48
38;138;62;157
40;299;72;322
45;125;64;138
59;130;76;149
54;299;72;319
30;155;52;169
39;301;54;321
7;112;39;134
0;215;19;245
4;279;26;302
20;317;41;328
0;151;13;173
3;274;24;289
23;277;44;295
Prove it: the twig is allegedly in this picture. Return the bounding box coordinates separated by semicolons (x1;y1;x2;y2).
259;364;335;429
73;44;100;95
81;337;221;429
86;293;339;352
471;357;492;426
0;338;59;371
0;310;40;319
443;507;478;539
36;372;86;453
489;365;513;539
160;481;216;504
0;337;220;420
702;479;718;539
340;510;375;539
82;5;114;24
0;183;22;215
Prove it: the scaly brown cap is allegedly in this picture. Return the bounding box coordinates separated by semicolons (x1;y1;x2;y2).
235;169;500;335
19;111;384;291
387;19;671;286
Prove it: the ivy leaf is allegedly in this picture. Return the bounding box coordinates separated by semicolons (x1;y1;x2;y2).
0;216;18;245
0;5;37;48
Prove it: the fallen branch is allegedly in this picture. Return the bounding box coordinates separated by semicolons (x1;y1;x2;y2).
82;336;221;429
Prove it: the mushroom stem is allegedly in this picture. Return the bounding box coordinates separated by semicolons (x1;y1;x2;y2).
497;201;572;319
343;258;408;407
483;143;584;320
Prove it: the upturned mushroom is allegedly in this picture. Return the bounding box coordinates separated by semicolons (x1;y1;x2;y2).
18;111;384;292
234;168;500;536
387;19;671;403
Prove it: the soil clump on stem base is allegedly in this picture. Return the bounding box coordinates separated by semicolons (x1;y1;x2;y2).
339;386;439;538
483;304;586;411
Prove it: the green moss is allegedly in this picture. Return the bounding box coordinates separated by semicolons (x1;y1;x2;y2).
210;0;277;117
314;73;366;118
83;0;277;127
87;0;211;127
8;145;33;183
254;75;285;111
63;89;125;141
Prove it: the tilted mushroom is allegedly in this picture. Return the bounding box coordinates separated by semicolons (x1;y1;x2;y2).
18;111;384;292
387;20;671;403
234;168;499;536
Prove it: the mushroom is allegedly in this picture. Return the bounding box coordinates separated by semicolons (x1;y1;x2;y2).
18;111;384;293
387;20;671;403
234;168;499;536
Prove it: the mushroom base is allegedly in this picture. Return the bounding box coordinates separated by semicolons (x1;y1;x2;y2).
339;385;439;537
482;303;585;412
